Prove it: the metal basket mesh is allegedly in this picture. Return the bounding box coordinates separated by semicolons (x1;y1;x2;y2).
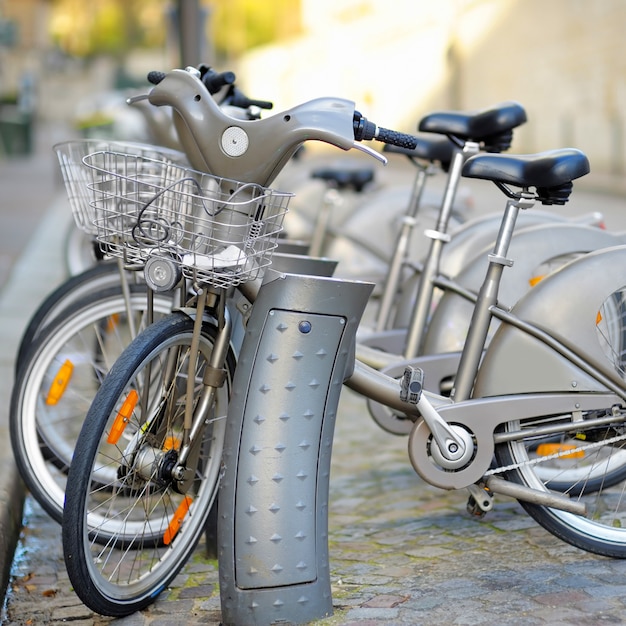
54;140;187;234
83;150;292;288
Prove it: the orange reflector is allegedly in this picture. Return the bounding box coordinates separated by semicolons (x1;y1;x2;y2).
536;442;585;459
106;313;121;333
163;436;181;451
45;360;74;405
529;275;545;287
164;496;193;545
107;389;138;445
596;310;603;325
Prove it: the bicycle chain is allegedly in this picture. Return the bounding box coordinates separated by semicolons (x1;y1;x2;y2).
485;432;626;476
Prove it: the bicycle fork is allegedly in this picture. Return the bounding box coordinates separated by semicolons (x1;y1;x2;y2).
218;270;373;625
127;288;233;496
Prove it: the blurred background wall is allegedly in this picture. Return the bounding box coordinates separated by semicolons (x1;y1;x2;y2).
0;0;625;181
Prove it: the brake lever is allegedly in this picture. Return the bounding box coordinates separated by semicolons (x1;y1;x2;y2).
127;94;150;105
352;142;388;164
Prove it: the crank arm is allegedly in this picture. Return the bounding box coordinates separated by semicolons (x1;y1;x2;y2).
416;392;470;462
402;366;469;462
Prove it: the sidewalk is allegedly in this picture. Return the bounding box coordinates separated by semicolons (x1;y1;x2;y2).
4;130;626;624
0;124;71;607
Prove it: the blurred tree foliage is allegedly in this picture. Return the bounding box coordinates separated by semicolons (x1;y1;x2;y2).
49;0;301;59
211;0;302;60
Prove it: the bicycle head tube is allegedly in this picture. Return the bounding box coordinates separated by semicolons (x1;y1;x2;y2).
146;68;357;186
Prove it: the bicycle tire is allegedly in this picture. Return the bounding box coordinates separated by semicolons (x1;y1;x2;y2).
63;312;235;616
495;407;626;558
10;285;174;523
16;261;127;372
64;225;100;277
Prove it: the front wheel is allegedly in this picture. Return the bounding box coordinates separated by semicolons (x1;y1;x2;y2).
62;312;235;617
495;405;626;558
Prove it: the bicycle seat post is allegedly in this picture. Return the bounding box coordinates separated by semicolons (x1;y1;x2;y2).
452;191;533;401
451;147;590;401
403;141;479;357
308;183;341;257
375;154;439;332
398;100;527;359
308;166;375;257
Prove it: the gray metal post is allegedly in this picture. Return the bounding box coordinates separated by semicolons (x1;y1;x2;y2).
175;0;209;67
218;270;373;625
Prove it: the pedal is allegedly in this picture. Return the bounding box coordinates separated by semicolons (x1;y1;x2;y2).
400;366;424;405
466;483;494;518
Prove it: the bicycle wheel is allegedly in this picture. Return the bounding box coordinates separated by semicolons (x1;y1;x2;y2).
495;405;626;558
10;285;174;523
62;312;234;616
64;224;100;276
16;261;127;372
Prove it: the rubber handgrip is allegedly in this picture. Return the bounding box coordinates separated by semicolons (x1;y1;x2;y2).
376;127;418;150
147;71;166;85
202;70;236;94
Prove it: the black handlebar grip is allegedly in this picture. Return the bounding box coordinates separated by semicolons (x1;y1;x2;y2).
376;127;418;150
202;70;236;94
227;87;273;110
245;97;274;110
147;71;166;85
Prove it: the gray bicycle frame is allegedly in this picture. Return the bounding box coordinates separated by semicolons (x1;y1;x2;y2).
364;221;626;433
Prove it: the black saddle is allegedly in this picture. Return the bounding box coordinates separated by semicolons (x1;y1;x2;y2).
462;148;590;205
311;167;375;192
419;101;527;153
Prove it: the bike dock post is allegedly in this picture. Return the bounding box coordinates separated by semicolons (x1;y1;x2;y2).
218;270;373;625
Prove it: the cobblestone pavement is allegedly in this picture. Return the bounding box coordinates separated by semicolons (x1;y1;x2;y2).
5;386;626;625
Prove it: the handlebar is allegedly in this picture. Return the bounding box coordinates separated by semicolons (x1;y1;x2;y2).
353;110;419;150
199;65;236;95
148;66;272;121
148;66;236;96
145;66;418;186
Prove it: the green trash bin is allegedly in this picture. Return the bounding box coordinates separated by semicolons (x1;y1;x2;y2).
0;107;33;156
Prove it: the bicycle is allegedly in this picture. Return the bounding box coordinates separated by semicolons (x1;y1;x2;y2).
58;64;431;617
10;66;342;528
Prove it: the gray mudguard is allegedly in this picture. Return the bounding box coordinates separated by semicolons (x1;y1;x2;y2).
219;270;373;625
424;223;626;354
474;244;626;397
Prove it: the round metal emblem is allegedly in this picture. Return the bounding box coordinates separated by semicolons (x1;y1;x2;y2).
221;126;249;157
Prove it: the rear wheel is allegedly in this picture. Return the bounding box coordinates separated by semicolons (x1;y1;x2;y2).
62;312;234;616
495;405;626;558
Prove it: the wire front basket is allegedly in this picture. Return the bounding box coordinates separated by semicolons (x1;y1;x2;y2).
83;150;292;288
54;140;188;235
